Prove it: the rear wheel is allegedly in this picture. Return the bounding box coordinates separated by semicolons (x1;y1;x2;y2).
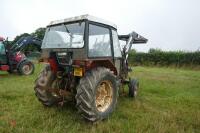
76;67;118;122
18;60;34;75
34;65;61;106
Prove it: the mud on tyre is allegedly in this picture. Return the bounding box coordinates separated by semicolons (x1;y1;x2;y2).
34;65;61;106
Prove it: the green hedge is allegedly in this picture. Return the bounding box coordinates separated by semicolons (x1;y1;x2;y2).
128;49;200;67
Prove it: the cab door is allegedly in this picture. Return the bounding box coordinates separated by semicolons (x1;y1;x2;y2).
111;30;122;76
0;42;8;64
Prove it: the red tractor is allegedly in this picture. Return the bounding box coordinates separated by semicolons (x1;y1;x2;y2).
0;36;41;75
34;15;147;121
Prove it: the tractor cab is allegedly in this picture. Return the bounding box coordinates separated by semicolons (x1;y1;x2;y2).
41;14;147;77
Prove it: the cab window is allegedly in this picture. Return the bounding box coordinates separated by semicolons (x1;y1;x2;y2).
112;30;122;57
88;24;112;57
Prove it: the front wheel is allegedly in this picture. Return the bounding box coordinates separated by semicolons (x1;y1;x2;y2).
18;60;34;75
128;79;139;98
76;67;118;122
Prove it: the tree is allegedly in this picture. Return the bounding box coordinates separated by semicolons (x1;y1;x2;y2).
31;28;46;40
149;48;162;53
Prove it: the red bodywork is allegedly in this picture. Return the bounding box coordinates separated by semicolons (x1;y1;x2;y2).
48;57;117;76
73;59;117;75
0;51;26;72
14;52;26;62
0;65;9;71
48;58;58;73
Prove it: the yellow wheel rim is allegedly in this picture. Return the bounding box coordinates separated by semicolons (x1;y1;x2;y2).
95;80;113;112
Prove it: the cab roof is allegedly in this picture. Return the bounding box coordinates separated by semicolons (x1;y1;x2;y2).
48;14;117;29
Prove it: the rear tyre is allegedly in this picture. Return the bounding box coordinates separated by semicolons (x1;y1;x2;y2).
34;65;61;106
76;67;118;122
128;79;139;98
18;60;34;75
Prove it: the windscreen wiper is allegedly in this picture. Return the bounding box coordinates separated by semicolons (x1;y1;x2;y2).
63;24;74;47
63;24;73;37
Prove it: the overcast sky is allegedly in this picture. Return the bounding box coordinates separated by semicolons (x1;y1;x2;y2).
1;0;200;52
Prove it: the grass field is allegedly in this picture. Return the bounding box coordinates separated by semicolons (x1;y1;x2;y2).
0;64;200;133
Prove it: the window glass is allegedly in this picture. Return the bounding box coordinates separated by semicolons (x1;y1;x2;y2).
88;24;111;57
0;42;5;54
112;30;122;57
42;22;85;48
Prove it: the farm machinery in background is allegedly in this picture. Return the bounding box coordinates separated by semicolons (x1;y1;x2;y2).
0;36;42;75
34;15;148;122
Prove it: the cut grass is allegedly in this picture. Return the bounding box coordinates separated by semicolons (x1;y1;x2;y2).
0;64;200;133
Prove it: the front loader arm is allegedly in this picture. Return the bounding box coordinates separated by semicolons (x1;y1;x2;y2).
118;31;148;79
118;31;148;60
10;36;42;53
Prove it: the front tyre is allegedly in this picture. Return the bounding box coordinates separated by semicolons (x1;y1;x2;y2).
76;67;118;122
18;60;34;75
128;79;139;98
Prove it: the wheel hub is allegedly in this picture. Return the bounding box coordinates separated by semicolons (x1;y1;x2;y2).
95;80;113;112
22;64;32;75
